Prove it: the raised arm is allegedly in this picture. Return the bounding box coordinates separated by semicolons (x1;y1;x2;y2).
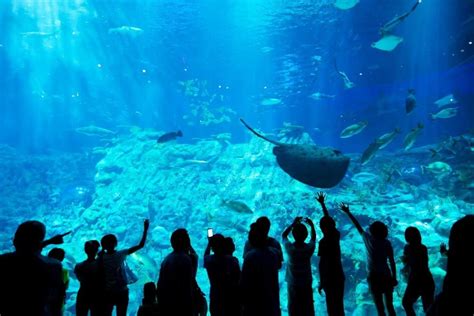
339;203;364;235
305;218;316;242
316;192;330;218
42;231;71;248
127;219;149;255
204;238;212;257
282;217;301;241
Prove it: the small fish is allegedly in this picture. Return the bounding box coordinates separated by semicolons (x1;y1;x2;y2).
421;161;452;175
309;92;336;101
21;31;57;37
221;200;253;214
434;94;457;108
261;98;282;106
376;128;401;149
340;121;368;138
75;125;116;137
360;141;381;165
405;89;416;114
351;172;378;185
157;130;183;143
108;26;144;37
403;123;424;150
431;107;458;120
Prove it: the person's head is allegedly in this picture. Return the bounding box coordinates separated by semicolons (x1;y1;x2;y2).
101;234;118;252
223;237;236;255
320;216;336;235
85;240;100;258
249;223;267;249
256;216;271;237
13;220;46;253
210;234;225;255
48;248;65;262
369;221;388;240
292;222;308;243
405;226;422;245
142;282;157;304
170;228;190;252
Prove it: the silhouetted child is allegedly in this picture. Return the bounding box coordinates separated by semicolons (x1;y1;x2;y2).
48;247;69;314
137;282;159;316
401;227;435;315
428;215;474;316
74;240;101;316
340;203;397;316
100;219;149;316
204;234;241;316
282;216;316;316
316;192;345;316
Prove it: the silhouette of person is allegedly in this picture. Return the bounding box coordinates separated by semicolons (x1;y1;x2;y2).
241;222;281;316
157;228;196;316
137;282;160;316
428;215;474;316
282;216;316;316
74;240;101;316
340;203;397;316
0;221;64;316
100;219;149;316
401;227;435;315
204;234;241;316
316;192;345;316
244;216;283;268
47;248;69;313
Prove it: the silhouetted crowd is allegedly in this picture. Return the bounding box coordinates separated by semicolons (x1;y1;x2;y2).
0;193;473;316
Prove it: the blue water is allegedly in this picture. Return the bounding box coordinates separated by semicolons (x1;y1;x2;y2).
0;0;473;315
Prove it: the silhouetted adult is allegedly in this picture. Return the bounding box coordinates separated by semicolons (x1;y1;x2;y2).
282;216;316;316
428;215;474;316
241;222;281;316
204;234;241;316
401;227;435;315
137;282;160;316
48;248;69;313
0;221;64;316
74;240;101;316
340;203;397;316
157;228;196;316
316;192;345;316
100;219;149;316
243;216;283;268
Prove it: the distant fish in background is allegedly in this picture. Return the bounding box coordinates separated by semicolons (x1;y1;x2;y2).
403;123;424;150
340;121;368;138
75;125;116;137
371;35;404;52
309;92;336;101
431;107;458;120
108;26;144;37
376;128;401;149
221;200;253;214
334;59;355;89
405;89;417;114
21;31;58;38
421;161;452;176
157;130;183;143
360;140;382;165
261;98;282;106
434;94;457;108
334;0;359;10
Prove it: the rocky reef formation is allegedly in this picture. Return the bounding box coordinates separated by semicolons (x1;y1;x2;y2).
0;128;472;315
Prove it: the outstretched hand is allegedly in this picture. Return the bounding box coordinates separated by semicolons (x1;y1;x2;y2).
339;202;350;213
47;231;72;245
316;192;326;204
440;243;448;255
144;219;150;230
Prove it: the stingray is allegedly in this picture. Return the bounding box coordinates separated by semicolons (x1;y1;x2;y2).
372;35;404;51
334;0;359;10
240;119;350;188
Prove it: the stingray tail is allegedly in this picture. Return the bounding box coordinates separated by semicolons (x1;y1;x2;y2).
239;118;281;146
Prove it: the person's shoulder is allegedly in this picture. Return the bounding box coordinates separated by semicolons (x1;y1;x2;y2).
269;237;282;247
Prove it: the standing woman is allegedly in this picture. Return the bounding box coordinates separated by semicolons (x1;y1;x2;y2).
100;219;149;316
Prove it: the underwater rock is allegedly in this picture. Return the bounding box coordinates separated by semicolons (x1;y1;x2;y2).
240;119;350;188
